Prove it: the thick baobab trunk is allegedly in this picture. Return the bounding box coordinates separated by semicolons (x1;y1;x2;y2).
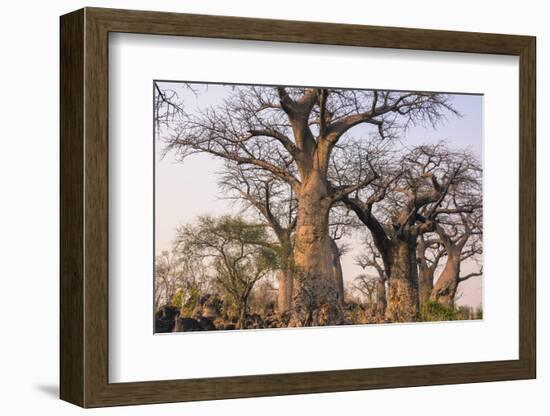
385;239;419;322
291;172;343;327
329;237;345;308
431;249;460;307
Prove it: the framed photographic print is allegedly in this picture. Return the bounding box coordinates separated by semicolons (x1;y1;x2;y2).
60;7;536;408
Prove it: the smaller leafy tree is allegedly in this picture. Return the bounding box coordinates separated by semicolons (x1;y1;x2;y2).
174;215;277;329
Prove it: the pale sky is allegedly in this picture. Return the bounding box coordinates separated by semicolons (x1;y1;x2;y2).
155;83;483;308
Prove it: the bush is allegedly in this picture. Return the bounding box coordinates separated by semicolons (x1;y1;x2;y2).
170;288;185;309
420;300;469;322
171;287;201;317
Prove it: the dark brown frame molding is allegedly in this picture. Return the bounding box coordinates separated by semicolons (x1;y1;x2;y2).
60;7;536;408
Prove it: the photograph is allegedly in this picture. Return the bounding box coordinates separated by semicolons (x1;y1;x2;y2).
153;82;483;333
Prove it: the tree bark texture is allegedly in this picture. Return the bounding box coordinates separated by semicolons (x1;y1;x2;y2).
418;264;434;305
431;249;460;307
430;223;477;308
290;172;343;326
385;238;420;322
417;238;442;305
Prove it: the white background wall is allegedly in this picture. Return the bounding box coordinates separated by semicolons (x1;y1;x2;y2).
0;1;546;414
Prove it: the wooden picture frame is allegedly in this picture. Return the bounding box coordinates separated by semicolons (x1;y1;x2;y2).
60;7;536;408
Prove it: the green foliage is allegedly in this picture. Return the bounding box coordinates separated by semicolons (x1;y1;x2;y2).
171;287;201;318
177;215;276;284
420;300;470;322
170;288;185;308
174;215;278;323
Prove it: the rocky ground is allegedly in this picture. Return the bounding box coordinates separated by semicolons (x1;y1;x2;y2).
155;304;293;333
154;297;387;333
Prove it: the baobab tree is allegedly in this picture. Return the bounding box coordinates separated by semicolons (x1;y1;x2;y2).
344;143;479;321
158;83;456;326
430;206;483;307
415;151;482;308
221;163;350;313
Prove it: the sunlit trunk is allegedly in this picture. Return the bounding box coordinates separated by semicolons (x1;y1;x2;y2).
291;171;343;326
431;250;460;307
385;239;419;322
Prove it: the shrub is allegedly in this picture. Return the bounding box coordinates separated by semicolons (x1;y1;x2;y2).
420;300;469;322
170;288;185;308
172;287;201;317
